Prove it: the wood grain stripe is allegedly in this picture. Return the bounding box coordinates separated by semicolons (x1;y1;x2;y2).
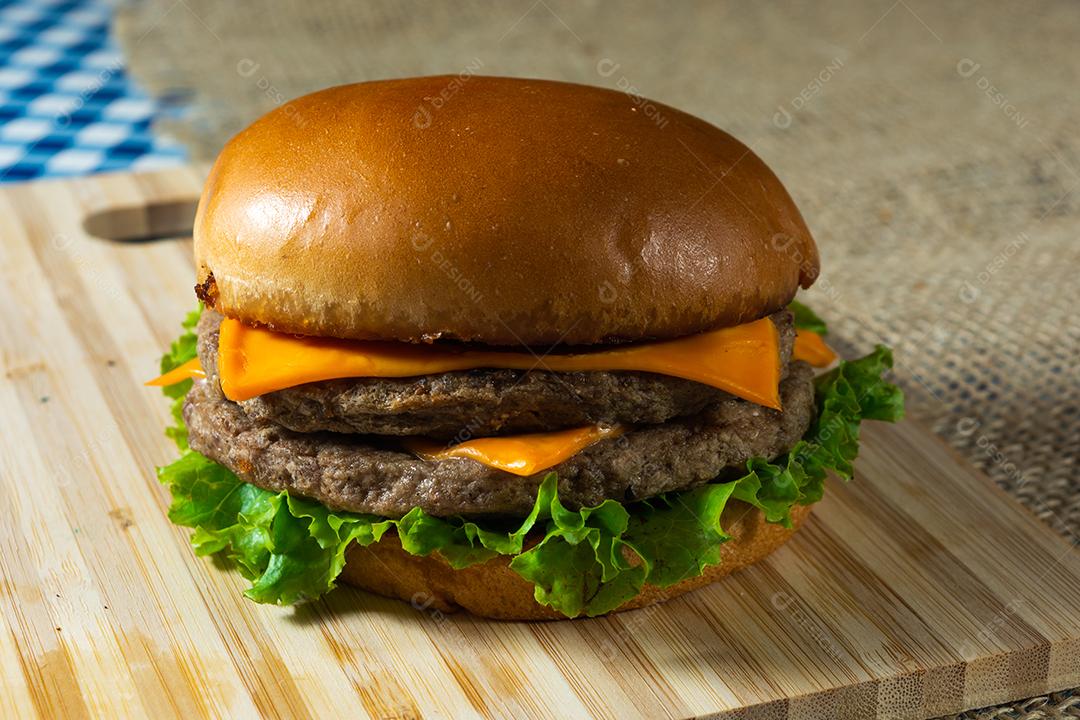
5;184;262;719
0;193;143;718
0;534;91;720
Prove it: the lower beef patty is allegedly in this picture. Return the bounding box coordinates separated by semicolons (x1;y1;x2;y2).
183;362;815;518
197;310;797;439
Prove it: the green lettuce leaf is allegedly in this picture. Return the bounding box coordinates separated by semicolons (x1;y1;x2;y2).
789;299;829;335
509;488;643;617
159;308;201;449
155;305;903;616
623;482;736;587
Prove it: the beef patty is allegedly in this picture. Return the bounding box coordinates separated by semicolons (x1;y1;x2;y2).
197;310;797;439
183;362;816;518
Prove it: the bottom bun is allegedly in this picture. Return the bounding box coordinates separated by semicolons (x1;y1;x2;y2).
340;500;813;620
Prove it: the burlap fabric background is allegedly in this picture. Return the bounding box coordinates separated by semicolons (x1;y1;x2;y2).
116;2;1080;717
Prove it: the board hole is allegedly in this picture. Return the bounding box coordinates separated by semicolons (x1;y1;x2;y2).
82;199;198;243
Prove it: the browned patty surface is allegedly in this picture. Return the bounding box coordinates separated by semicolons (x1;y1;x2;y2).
184;362;815;518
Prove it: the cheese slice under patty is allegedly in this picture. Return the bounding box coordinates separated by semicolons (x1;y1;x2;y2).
405;425;626;476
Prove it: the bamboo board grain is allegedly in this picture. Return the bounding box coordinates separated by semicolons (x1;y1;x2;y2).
1;167;1079;720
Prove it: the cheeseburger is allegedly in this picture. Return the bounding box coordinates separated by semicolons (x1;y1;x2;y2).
149;76;903;619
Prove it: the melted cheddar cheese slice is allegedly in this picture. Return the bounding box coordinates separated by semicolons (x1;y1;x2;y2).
214;316;783;409
405;425;625;476
145;357;205;386
792;330;837;367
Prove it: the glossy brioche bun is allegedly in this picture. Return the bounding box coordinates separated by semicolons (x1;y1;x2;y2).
339;501;811;620
193;76;818;346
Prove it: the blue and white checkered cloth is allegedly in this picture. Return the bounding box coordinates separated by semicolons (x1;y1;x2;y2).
0;0;187;182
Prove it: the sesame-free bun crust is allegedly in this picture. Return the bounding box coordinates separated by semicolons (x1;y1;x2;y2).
339;501;811;620
194;76;818;345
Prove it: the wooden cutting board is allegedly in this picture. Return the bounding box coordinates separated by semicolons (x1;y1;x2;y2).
2;167;1079;720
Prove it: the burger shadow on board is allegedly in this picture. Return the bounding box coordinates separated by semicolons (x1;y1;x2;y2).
197;543;474;625
286;582;427;626
281;559;683;648
278;546;840;686
199;552;418;624
205;552;458;626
